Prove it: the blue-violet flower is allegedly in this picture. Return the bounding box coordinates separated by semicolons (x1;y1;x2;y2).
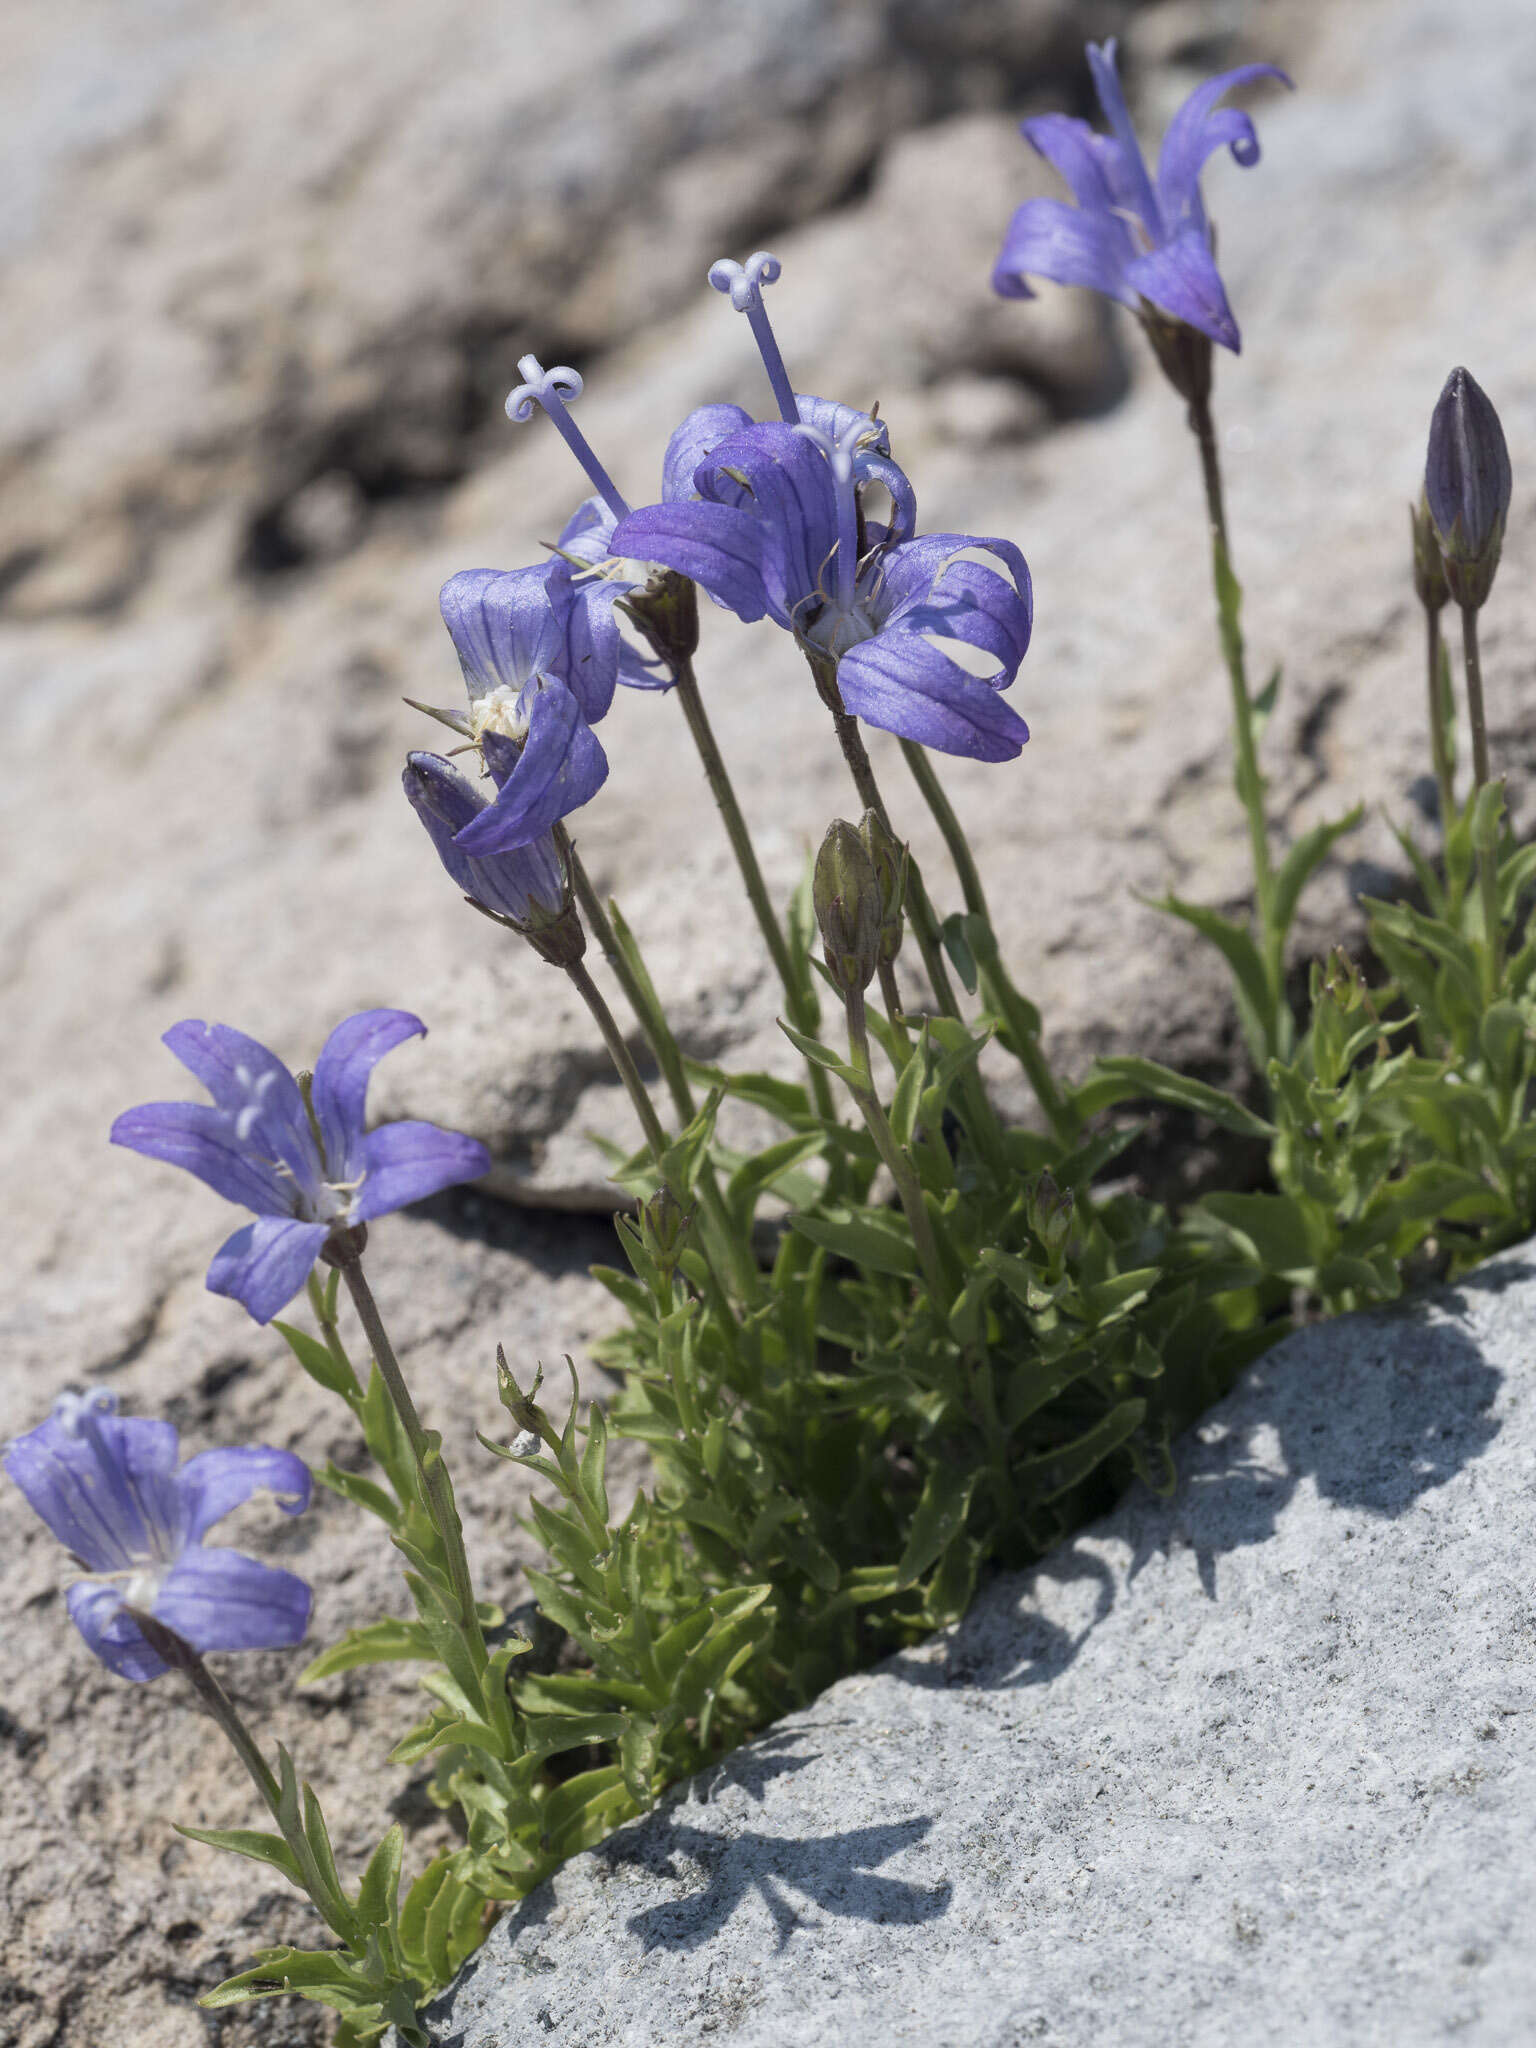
1424;366;1512;610
4;1388;311;1681
111;1011;490;1322
404;748;569;927
992;39;1291;352
610;419;1032;761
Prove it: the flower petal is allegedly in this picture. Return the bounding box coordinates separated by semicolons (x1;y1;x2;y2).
154;1546;312;1657
792;395;891;461
452;681;608;856
352;1120;491;1221
67;1581;167;1681
1022;112;1131;221
837;631;1030;762
1155;64;1292;232
662;404;754;503
545;567;623;725
1125;228;1241;351
110;1101;292;1216
311;1009;426;1182
5;1404;183;1572
610;500;772;624
206;1215;329;1325
876;534;1033;679
692;422;842;629
404;754;568;923
440;566;562;701
991;197;1137;305
156;1021;319;1193
178;1445;312;1545
1085;39;1163;237
556;496;619;564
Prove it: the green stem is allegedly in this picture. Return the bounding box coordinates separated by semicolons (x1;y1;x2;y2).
337;1253;484;1664
898;737;1076;1144
672;658;839;1124
567;840;696;1125
1426;606;1456;843
1187;391;1285;1036
563;954;759;1311
1461;603;1502;995
845;984;947;1307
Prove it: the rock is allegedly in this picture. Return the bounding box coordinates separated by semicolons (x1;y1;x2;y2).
419;1240;1536;2048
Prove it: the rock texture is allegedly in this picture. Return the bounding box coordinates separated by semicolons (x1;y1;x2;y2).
421;1244;1536;2048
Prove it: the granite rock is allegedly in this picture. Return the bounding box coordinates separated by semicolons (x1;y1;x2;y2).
420;1243;1536;2048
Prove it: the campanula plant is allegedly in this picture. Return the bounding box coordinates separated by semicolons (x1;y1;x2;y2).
12;33;1536;2048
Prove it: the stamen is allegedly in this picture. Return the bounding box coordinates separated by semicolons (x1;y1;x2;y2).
708;253;798;425
504;356;632;522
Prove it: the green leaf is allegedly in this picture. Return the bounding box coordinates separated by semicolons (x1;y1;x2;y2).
1192;1189;1319;1279
1272;806;1364;937
659;1090;722;1198
725;1131;825;1232
315;1461;401;1528
939;913;980;995
174;1825;302;1888
299;1619;436;1684
682;1060;812;1127
777;1019;868;1095
1013;1398;1147;1503
1072;1056;1274;1139
273;1319;359;1400
896;1463;977;1589
356;1826;404;1933
789;1205;919;1278
1145;893;1274;1063
620;1717;663;1808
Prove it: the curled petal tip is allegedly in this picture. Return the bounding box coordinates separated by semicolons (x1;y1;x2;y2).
506;357;585;424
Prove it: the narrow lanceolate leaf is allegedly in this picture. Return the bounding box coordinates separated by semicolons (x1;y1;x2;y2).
1072;1055;1275;1140
896;1464;977;1589
789;1205;919;1278
174;1825;303;1888
1012;1399;1147;1503
298;1618;436;1684
1272;805;1364;938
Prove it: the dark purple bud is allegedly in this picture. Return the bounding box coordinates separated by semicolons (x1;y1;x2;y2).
1425;367;1512;609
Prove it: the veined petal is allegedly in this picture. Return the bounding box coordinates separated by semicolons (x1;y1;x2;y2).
1126;229;1241;351
403;754;568;924
1021;113;1130;221
1155;64;1292;232
662;404;754;503
353;1120;491;1221
1085;39;1163;239
837;631;1030;762
875;533;1033;680
610;500;773;624
693;422;841;629
548;569;623;725
556;496;619;564
857;453;918;550
206;1215;329;1325
792;395;891;461
157;1022;319;1193
155;1546;312;1656
4;1405;183;1572
311;1009;426;1183
440;566;562;701
67;1582;167;1681
452;681;608;855
992;197;1137;305
110;1101;293;1216
178;1446;312;1544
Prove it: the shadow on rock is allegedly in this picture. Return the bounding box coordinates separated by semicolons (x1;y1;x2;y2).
616;1811;951;1954
888;1261;1511;1692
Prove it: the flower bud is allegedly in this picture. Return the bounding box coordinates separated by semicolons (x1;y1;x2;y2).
639;1186;693;1279
813;820;882;996
1424;367;1512;610
1409;493;1449;614
858;810;908;966
1026;1170;1074;1258
620;569;700;672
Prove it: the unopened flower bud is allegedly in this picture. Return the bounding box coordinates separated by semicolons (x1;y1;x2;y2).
620;569;699;672
496;1346;544;1433
858;810;908;966
639;1186;693;1278
1026;1170;1074;1257
813;821;882;996
1425;367;1512;610
1410;493;1449;614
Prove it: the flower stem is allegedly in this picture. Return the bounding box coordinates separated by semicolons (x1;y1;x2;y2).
898;737;1076;1144
844;984;947;1307
1461;602;1502;995
1426;607;1456;843
335;1251;483;1661
670;656;839;1122
1186;390;1286;1044
567;840;696;1125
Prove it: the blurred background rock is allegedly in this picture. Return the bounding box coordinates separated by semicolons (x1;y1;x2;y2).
2;1;1530;2040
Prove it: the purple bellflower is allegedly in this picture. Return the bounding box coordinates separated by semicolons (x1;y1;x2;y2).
111;1011;490;1323
404;748;569;927
992;39;1291;352
609;415;1032;762
4;1387;311;1681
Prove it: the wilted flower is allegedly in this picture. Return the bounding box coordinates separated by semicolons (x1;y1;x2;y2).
992;39;1290;354
1424;367;1513;609
610;418;1032;761
111;1012;490;1322
4;1388;311;1681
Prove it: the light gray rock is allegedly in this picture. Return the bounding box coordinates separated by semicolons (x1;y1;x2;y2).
422;1243;1536;2048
